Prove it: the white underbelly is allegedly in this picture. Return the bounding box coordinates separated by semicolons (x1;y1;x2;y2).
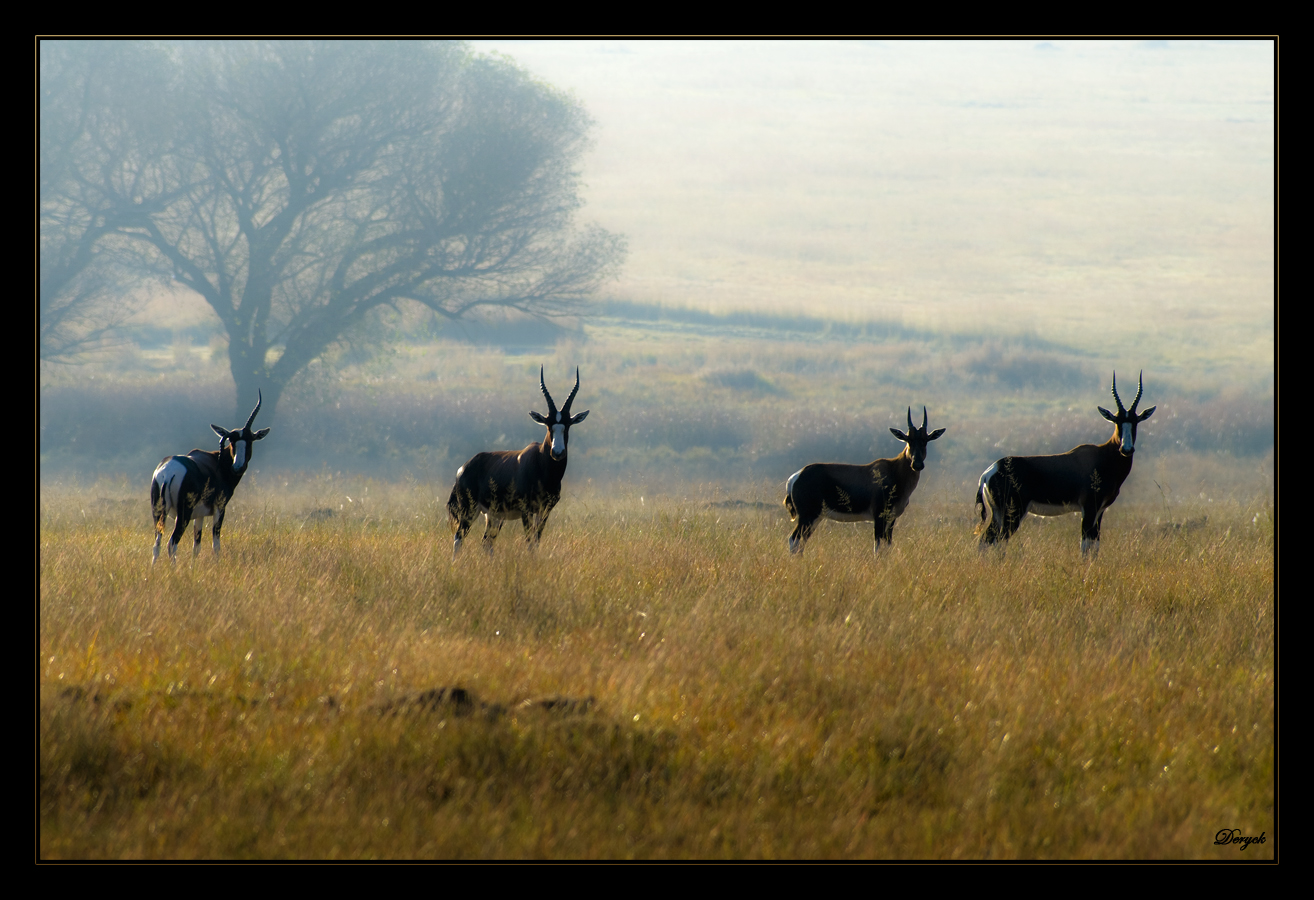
821;507;875;523
1027;502;1083;517
481;504;522;521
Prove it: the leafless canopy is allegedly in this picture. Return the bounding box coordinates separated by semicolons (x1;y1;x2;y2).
39;40;625;415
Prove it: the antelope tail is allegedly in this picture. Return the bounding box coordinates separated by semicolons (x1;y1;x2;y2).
446;485;460;528
973;481;994;537
151;478;166;533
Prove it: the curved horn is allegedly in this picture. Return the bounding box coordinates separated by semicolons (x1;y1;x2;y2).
562;367;580;416
245;390;263;430
539;366;558;417
1129;370;1144;415
1110;372;1126;417
907;407;914;433
922;406;928;433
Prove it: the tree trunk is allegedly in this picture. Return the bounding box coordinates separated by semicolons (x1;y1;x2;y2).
229;343;282;425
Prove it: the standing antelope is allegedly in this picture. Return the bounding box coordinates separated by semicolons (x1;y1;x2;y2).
785;407;945;555
447;367;590;557
150;392;271;564
976;371;1156;557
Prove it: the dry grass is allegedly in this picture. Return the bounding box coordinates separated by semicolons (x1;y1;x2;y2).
40;480;1273;859
39;40;1273;859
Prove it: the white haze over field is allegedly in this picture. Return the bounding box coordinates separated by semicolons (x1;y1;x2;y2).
474;39;1274;375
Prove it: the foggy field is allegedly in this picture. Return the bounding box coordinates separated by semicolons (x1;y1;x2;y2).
38;319;1274;859
473;40;1273;365
40;308;1273;500
37;310;1275;860
39;482;1272;859
40;39;1273;860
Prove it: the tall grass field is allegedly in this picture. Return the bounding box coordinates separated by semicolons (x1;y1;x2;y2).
39;40;1272;859
39;474;1272;859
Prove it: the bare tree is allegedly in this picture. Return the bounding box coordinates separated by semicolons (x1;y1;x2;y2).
45;40;624;417
39;41;177;360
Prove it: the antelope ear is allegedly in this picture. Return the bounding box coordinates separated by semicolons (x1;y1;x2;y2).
1139;406;1156;421
253;428;271;440
529;411;549;425
928;428;946;441
570;409;590;425
890;428;909;442
1097;406;1118;422
211;424;229;439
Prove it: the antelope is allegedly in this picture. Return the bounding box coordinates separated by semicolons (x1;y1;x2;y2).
976;371;1156;557
150;392;271;564
447;367;589;557
784;407;945;555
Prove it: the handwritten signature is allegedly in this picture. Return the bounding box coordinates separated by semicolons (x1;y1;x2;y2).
1214;829;1267;851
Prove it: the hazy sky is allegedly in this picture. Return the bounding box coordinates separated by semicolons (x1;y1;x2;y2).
472;40;1274;373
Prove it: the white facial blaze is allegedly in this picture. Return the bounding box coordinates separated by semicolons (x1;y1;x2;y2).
233;439;249;470
552;424;566;456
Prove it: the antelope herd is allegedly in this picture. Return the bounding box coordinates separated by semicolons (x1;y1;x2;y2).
148;370;1156;563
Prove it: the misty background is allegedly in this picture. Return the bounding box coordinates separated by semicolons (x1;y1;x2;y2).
39;40;1274;509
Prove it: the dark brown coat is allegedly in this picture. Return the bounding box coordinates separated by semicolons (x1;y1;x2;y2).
785;407;945;555
447;367;588;556
976;372;1155;557
150;393;270;563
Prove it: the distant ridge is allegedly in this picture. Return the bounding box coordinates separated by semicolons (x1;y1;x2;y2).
591;298;1068;352
592;298;930;341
